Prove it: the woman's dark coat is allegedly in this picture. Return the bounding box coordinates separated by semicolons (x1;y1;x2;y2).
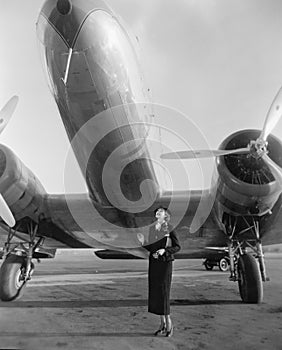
144;224;181;315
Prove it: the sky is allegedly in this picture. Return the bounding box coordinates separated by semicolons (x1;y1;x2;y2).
1;0;282;193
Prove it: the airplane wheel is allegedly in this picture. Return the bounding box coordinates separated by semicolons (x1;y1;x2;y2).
237;254;263;303
0;254;27;301
219;258;229;272
204;260;214;270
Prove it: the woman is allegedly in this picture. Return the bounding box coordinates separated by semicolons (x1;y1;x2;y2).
144;207;181;337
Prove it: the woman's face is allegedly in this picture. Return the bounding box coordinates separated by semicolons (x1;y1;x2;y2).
155;208;166;221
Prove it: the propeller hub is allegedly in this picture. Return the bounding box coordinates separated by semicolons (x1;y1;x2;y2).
249;139;268;159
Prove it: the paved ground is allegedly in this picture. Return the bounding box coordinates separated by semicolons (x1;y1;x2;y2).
0;251;282;350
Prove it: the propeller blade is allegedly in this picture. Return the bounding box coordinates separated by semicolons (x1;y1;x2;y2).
160;147;250;160
0;194;15;227
260;87;282;142
0;95;19;135
262;154;282;186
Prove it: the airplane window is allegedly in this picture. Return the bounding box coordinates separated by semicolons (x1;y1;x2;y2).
36;15;69;99
36;13;69;53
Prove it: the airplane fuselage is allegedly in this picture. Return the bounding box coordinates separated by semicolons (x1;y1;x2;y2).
37;0;159;211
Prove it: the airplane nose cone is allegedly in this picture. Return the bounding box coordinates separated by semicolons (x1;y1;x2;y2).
38;0;113;48
57;0;72;15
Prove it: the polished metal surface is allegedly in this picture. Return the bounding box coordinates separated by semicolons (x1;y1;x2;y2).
37;2;159;208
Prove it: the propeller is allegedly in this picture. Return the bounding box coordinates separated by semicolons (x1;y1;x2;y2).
160;147;250;160
259;86;282;142
161;85;282;185
0;96;19;227
262;153;282;187
0;194;15;227
0;95;19;135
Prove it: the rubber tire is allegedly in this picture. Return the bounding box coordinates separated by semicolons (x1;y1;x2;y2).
237;254;263;303
204;260;214;270
219;258;229;272
0;254;26;301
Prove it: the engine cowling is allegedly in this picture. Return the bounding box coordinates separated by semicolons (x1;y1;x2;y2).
0;144;47;223
216;129;282;216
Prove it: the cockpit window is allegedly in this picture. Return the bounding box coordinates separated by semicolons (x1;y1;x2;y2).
37;13;69;52
37;14;70;98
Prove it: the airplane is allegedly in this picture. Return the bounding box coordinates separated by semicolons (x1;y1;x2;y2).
0;0;282;305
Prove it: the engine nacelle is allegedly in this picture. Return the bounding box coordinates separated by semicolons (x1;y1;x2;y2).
216;130;282;216
0;144;47;223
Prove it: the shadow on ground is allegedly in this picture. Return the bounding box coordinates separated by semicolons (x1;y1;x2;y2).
0;298;242;308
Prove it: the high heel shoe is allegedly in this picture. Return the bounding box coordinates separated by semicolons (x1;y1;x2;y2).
154;325;166;336
165;325;173;337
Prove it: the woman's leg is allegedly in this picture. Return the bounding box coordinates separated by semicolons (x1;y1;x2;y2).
165;315;172;330
165;315;173;337
154;315;166;335
160;315;166;328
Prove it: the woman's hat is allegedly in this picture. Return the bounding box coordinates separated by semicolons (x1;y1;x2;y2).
154;206;171;216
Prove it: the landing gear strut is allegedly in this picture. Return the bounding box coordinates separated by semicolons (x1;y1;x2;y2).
224;215;268;303
0;223;42;301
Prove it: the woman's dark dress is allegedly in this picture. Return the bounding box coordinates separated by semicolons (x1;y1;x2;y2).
145;224;181;315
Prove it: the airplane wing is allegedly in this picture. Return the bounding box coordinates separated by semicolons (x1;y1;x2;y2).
39;189;282;253
40;193;147;250
0;192;152;260
1;163;281;260
0;189;228;259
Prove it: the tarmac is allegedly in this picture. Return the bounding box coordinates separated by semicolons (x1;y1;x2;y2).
0;250;282;350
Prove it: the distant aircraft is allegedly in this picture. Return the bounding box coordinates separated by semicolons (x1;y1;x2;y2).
0;0;282;304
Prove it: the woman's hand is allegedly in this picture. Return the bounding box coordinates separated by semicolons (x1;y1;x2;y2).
153;249;165;259
157;249;165;256
137;233;145;245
